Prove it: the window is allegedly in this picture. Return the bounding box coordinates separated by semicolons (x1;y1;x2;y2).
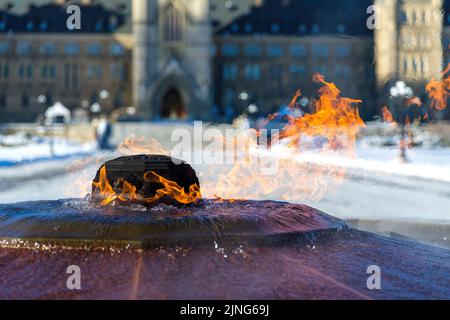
336;45;351;57
290;44;307;57
39;21;48;31
267;44;283;57
114;91;123;108
222;44;239;57
64;43;80;55
244;44;261;56
0;42;9;54
0;94;6;108
244;23;253;33
210;45;217;56
26;20;34;31
244;64;261;80
271;23;280;34
312;44;328;58
268;64;283;91
21;93;29;108
87;43;102;55
49;65;56;79
298;24;307;34
18;64;33;79
230;23;239;33
110;43;124;56
16;42;31;55
162;2;185;44
27;65;33;78
41;65;47;79
19;64;25;79
2;64;9;79
223;88;235;107
110;63;119;80
87;64;95;79
289;64;306;75
39;43;56;55
41;64;55;79
109;15;119;31
334;64;350;78
337;24;346;33
223;64;238;80
317;65;327;75
312;24;320;34
95;21;103;32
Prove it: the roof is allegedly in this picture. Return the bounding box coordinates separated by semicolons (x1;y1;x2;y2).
216;0;375;37
0;1;130;33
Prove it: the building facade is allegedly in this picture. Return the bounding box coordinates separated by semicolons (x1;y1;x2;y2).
375;0;443;105
0;0;448;122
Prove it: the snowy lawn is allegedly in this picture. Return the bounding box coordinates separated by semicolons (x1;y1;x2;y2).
0;134;96;166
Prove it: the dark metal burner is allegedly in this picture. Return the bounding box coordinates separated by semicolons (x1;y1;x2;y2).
91;154;201;206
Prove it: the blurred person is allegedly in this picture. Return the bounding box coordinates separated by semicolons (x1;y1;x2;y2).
95;115;115;150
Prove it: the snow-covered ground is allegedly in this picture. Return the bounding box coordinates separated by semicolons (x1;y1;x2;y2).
0;133;96;166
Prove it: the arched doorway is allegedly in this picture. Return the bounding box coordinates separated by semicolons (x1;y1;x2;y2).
161;87;186;119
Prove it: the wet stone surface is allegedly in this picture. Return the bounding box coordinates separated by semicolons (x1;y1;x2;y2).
0;199;449;299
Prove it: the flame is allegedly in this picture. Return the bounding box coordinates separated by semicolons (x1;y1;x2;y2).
75;73;365;204
92;165;201;206
426;63;450;111
381;106;395;123
281;73;365;152
200;73;364;201
118;134;168;155
404;96;422;107
143;171;202;204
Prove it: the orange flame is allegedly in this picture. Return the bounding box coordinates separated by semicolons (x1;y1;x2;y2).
200;73;364;201
404;96;422;107
75;73;365;204
92;166;201;206
381;106;395;123
426;63;450;111
281;73;365;152
118;134;168;155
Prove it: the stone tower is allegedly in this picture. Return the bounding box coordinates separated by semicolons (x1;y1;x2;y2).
374;0;443;101
132;0;212;119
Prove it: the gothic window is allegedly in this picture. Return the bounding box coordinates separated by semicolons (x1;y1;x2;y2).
162;2;185;44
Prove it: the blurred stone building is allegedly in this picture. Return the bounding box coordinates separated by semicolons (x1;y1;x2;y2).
375;0;444;111
0;0;448;122
0;0;133;122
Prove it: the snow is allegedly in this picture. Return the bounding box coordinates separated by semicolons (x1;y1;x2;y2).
44;102;71;123
0;134;96;166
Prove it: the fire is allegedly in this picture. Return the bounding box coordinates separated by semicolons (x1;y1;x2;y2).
199;73;364;201
404;96;422;107
281;73;365;152
74;73;366;205
142;171;202;204
426;63;450;111
119;134;168;155
91;165;201;206
381;106;395;123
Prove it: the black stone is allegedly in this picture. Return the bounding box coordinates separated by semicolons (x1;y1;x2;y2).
91;154;201;206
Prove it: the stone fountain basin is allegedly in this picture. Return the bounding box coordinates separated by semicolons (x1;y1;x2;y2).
0;199;348;246
0;199;449;300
